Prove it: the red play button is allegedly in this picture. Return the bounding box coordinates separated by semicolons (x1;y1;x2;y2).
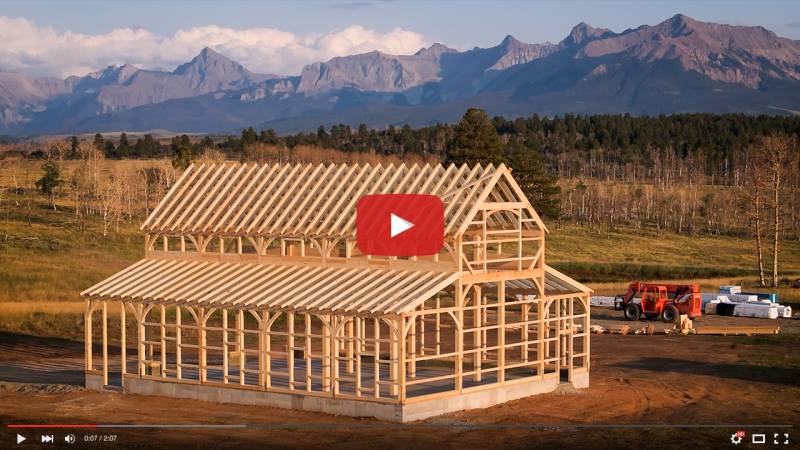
356;194;444;257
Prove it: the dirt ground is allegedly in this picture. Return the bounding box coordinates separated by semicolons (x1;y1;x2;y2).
0;310;797;450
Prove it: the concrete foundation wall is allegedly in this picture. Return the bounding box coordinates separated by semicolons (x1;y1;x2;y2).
121;374;587;422
571;370;590;389
85;373;104;391
124;378;403;421
402;377;560;422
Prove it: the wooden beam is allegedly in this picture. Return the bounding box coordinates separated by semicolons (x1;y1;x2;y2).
102;300;108;385
120;301;126;384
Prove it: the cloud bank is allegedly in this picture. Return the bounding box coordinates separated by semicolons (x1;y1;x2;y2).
0;16;430;78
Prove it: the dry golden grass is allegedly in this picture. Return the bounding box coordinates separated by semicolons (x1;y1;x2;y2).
0;301;87;316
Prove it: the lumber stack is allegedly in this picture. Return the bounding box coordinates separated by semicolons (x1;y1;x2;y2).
693;326;780;336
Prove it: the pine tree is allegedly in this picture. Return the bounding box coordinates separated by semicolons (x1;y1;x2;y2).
35;160;61;210
447;108;504;166
117;132;131;157
505;140;561;218
69;136;80;158
171;135;193;170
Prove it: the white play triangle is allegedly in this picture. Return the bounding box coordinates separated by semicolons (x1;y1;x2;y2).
390;213;414;238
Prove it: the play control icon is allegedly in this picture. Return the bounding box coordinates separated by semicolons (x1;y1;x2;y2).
390;213;414;238
16;434;26;444
356;194;444;257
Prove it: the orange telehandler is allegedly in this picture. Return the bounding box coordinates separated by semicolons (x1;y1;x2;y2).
614;282;702;323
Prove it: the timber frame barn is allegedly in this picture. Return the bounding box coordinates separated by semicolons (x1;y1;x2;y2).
82;162;591;422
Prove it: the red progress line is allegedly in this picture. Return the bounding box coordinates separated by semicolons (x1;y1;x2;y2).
7;424;98;428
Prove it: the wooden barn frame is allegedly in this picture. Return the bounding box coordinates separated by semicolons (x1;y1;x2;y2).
82;162;590;422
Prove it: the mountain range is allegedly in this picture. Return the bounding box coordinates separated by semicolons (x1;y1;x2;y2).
2;14;799;136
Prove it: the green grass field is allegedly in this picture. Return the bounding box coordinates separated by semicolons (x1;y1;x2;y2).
1;189;798;338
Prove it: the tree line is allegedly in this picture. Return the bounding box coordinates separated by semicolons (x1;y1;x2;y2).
5;110;798;286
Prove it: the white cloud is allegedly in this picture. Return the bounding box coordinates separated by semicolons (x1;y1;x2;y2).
0;16;430;78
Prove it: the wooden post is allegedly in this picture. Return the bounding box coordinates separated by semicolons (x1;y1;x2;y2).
176;306;182;379
355;317;362;396
389;319;397;397
199;307;207;383
435;294;441;355
120;302;126;385
473;285;482;382
409;315;416;378
287;311;295;390
419;307;425;357
498;281;505;384
222;309;229;383
346;318;354;373
160;304;166;378
332;317;340;395
538;299;545;379
85;300;92;371
265;311;271;388
305;313;312;391
238;309;245;385
456;281;464;392
373;318;380;398
567;297;575;382
522;303;529;362
322;315;330;391
259;311;267;387
398;316;406;403
138;305;146;377
102;300;108;386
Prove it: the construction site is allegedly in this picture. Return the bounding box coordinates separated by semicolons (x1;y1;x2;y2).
79;162;591;421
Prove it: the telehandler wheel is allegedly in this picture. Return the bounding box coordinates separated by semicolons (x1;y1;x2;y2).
624;303;641;321
662;305;680;323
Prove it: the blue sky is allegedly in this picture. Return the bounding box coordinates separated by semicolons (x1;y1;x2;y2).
4;0;799;46
1;1;798;77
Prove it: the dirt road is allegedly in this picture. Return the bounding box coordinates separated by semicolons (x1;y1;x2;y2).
0;313;797;449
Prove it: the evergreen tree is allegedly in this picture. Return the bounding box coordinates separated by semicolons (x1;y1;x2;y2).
505;140;561;218
242;127;257;145
317;125;329;145
117;132;131;157
93;133;105;151
260;129;278;145
171;134;193;170
35;160;61;209
447;108;504;166
69;135;80;158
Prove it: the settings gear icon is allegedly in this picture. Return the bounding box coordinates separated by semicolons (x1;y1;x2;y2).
730;433;743;445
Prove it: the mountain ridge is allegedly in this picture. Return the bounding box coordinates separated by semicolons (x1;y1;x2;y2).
2;14;800;135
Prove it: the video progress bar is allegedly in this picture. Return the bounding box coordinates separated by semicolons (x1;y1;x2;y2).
7;424;793;430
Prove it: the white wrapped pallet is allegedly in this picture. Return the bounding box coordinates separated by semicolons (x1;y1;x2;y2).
776;305;793;318
720;285;741;295
590;296;617;308
733;303;779;319
701;293;723;306
726;293;759;303
704;300;720;315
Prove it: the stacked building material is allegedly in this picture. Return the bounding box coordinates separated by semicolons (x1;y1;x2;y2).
589;296;617;308
701;286;792;319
